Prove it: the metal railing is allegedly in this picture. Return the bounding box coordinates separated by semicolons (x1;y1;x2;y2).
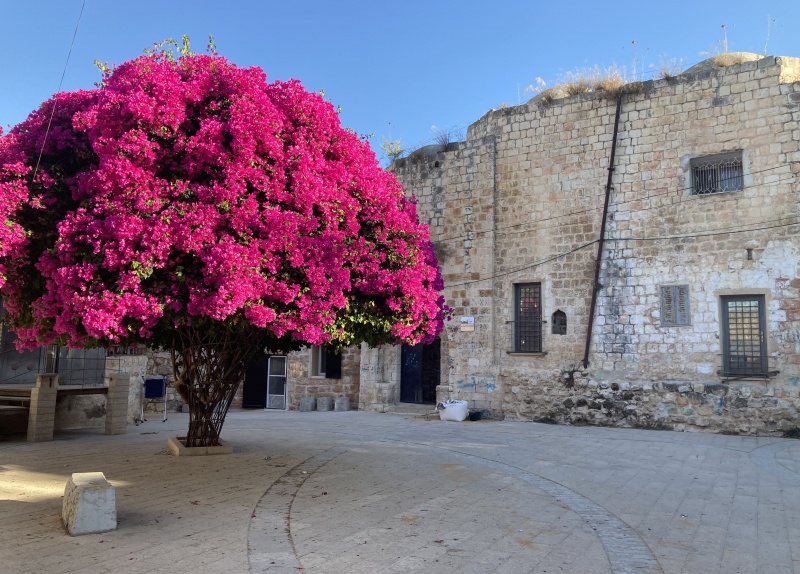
0;344;106;386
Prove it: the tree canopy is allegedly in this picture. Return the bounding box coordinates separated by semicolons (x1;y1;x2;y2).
0;51;446;354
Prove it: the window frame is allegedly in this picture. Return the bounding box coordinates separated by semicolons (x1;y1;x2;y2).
309;345;342;379
690;151;744;196
660;285;691;327
513;283;543;353
720;294;768;377
309;345;327;377
551;310;567;335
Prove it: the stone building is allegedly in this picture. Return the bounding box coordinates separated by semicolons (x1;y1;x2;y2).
359;53;800;434
9;54;800;436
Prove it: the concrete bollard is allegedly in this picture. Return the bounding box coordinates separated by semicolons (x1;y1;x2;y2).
299;397;316;412
62;472;117;536
317;397;334;411
334;397;350;411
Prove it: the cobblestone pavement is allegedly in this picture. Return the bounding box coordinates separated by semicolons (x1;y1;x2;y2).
1;409;800;574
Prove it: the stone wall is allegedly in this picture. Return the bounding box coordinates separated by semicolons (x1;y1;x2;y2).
141;349;186;413
501;368;800;435
358;343;400;412
54;355;148;429
287;347;360;410
388;55;800;434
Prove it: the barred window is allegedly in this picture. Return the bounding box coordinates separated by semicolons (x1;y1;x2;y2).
660;285;691;326
721;295;767;377
691;152;743;195
514;283;542;352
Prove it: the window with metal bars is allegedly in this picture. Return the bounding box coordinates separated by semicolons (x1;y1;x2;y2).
691;152;743;195
720;295;767;377
514;283;542;352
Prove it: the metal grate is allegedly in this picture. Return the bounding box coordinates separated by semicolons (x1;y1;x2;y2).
1;325;106;386
691;153;743;195
57;347;107;386
514;283;542;352
721;295;766;376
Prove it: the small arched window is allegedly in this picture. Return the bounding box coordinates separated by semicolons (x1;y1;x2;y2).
551;310;567;335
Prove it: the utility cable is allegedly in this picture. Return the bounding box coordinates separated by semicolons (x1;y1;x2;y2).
434;167;796;244
31;0;87;184
443;216;800;289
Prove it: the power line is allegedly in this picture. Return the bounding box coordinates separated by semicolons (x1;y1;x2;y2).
416;88;798;244
444;240;598;289
431;165;795;244
443;215;800;289
31;0;87;183
607;216;800;242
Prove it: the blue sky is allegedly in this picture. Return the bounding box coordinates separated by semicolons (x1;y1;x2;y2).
3;1;800;164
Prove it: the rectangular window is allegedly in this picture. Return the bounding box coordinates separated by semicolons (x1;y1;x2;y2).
514;283;542;353
721;295;767;377
310;345;327;377
660;285;691;326
691;152;743;195
310;345;342;379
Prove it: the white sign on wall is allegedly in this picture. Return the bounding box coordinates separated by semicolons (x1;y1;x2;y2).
460;316;475;332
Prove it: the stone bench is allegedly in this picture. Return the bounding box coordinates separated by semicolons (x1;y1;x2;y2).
0;373;130;441
0;394;31;406
62;472;117;536
0;404;29;415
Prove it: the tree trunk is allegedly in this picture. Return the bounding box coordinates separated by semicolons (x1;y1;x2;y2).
171;327;261;448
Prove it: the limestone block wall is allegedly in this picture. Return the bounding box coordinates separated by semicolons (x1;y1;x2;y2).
389;138;502;413
146;349;173;379
287;347;360;410
358;343;401;412
502;370;800;436
593;56;800;384
54;354;149;429
392;55;800;434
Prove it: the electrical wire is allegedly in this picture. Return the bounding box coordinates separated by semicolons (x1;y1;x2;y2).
607;216;800;243
420;87;799;245
444;239;599;289
433;166;797;244
31;0;87;184
443;214;800;289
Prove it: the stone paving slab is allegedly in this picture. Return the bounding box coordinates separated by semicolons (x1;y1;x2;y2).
2;410;800;573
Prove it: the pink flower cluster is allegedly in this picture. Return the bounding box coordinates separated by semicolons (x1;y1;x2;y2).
0;53;446;350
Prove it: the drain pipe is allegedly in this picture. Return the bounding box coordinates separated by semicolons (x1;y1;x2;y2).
582;96;623;369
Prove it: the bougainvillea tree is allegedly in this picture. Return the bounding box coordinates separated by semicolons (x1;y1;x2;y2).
0;46;446;446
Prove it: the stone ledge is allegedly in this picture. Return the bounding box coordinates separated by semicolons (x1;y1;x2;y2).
167;436;233;456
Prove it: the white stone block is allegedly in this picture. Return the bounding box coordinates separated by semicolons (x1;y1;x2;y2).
62;472;116;536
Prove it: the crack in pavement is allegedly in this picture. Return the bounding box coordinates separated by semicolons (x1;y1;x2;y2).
248;446;348;573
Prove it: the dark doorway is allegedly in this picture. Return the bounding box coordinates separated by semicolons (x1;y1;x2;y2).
242;355;287;409
400;339;440;404
242;356;268;408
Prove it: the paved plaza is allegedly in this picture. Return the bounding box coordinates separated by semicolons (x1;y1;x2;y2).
1;409;800;573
